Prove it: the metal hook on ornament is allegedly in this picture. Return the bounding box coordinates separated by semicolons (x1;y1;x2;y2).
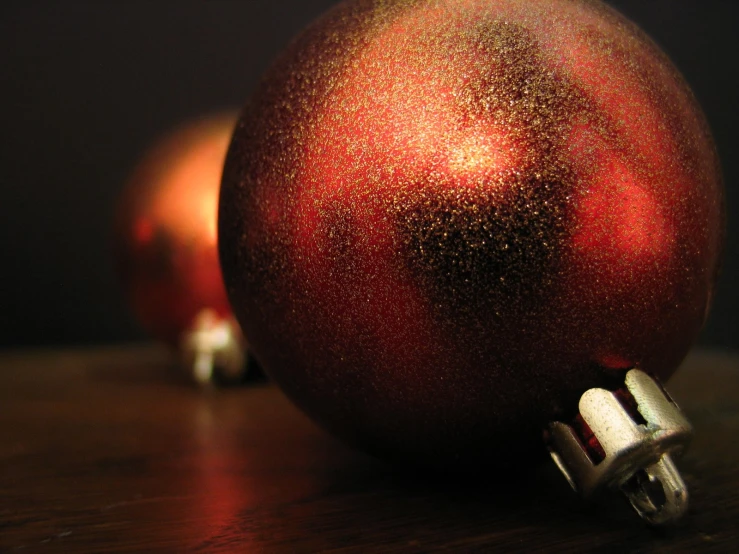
620;454;688;525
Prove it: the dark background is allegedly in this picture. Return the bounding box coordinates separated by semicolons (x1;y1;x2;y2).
0;1;736;349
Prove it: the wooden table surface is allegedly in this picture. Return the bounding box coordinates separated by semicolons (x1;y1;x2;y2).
1;347;737;553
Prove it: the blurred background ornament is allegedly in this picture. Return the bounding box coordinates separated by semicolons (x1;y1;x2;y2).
115;113;251;386
219;0;725;524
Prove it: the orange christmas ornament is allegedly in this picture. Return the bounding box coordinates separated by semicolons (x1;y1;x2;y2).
116;113;248;385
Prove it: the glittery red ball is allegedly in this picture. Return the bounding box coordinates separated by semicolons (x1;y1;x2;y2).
219;0;724;470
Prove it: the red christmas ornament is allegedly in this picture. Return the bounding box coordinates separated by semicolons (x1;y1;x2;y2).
219;0;724;523
115;114;248;386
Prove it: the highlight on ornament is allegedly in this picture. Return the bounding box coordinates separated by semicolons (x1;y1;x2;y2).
114;113;251;387
217;0;724;524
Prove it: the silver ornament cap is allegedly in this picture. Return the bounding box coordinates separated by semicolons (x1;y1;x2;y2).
548;369;692;525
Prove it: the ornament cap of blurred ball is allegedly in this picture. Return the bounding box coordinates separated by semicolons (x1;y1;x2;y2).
219;0;724;523
115;113;250;386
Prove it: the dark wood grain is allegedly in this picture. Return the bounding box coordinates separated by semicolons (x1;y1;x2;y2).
1;347;737;553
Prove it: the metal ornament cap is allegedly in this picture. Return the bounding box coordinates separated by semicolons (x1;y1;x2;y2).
548;369;692;525
179;309;248;387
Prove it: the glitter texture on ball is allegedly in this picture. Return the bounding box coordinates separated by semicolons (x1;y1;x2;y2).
219;0;724;470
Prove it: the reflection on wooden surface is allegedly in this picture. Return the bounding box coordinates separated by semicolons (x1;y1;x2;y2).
0;346;737;552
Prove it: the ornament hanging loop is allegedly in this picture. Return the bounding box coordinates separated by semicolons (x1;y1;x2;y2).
547;368;692;526
620;453;688;525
